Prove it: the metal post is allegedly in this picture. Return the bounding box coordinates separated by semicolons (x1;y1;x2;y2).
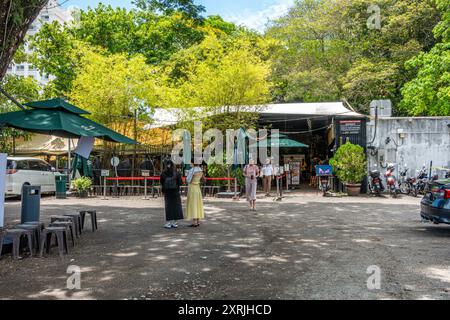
143;177;148;200
68;139;72;191
103;175;107;200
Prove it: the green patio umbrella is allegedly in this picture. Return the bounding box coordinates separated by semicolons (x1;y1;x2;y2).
251;133;309;149
0;108;136;144
24;98;90;115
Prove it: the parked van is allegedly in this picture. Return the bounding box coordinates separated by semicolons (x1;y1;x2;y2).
6;157;61;196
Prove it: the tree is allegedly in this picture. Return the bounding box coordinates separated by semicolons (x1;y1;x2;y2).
266;0;440;114
133;0;205;20
399;0;450;116
0;75;41;152
0;0;49;80
29;21;88;95
161;33;273;131
68;51;160;137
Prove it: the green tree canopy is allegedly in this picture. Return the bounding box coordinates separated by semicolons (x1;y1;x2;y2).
399;0;450;116
267;0;440;114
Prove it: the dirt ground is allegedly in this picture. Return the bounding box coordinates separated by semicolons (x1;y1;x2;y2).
1;190;450;300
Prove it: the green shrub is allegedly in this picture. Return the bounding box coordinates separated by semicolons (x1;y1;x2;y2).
72;176;92;192
330;142;367;184
207;163;228;186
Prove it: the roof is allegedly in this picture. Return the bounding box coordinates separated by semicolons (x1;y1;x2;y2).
146;102;364;129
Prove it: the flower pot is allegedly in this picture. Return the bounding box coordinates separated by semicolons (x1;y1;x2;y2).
78;190;89;198
346;183;361;196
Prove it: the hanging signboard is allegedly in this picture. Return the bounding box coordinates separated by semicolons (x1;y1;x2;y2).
339;120;362;135
141;170;150;177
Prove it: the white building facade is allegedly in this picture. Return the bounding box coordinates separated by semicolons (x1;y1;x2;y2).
6;0;73;86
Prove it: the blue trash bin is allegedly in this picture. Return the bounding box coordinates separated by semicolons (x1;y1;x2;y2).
21;185;41;224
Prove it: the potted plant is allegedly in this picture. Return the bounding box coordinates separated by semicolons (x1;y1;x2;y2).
72;176;92;198
330;142;367;196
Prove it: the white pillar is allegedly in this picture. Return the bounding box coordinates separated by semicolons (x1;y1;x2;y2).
0;153;7;228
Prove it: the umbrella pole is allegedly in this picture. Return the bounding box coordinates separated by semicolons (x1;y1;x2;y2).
68;139;72;191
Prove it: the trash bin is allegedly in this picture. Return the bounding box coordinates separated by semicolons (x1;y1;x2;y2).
55;175;67;199
21;185;41;224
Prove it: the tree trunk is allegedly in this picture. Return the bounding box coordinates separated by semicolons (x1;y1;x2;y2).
0;0;49;80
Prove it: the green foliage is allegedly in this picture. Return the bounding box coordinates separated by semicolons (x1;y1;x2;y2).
72;176;92;192
0;0;49;79
329;142;367;184
0;75;41;153
162;33;273;131
267;0;440;114
399;0;450;116
231;167;245;188
29;21;88;94
133;0;205;20
207;163;228;186
68;51;159;136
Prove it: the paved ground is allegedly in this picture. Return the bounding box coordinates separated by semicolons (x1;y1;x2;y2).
1;191;450;300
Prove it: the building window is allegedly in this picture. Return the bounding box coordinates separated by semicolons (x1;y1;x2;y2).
29;65;37;71
16;65;25;71
41;15;50;22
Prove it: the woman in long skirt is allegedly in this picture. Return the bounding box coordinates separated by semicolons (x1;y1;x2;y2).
160;160;184;229
185;163;204;227
244;159;260;211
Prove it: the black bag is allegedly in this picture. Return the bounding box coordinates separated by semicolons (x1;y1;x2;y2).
164;174;178;190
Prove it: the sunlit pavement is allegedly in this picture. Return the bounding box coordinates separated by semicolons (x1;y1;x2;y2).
1;192;450;300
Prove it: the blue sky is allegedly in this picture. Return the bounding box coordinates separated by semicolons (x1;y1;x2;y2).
62;0;295;31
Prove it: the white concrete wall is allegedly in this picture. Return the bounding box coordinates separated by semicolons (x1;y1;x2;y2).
367;117;450;178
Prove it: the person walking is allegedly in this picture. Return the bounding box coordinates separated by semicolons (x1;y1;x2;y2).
244;159;260;211
185;163;204;227
160;160;184;229
261;159;274;197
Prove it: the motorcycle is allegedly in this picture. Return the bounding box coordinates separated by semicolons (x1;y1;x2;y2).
398;167;419;196
415;166;429;195
369;168;384;197
384;164;400;198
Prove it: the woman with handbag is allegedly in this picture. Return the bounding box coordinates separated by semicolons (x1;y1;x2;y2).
160;160;184;229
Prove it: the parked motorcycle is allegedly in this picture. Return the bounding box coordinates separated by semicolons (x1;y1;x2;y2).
398;167;419;196
415;166;429;195
369;168;384;197
384;164;400;198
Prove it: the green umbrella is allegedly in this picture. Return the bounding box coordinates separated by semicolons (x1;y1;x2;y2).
0;108;136;144
251;134;309;149
24;98;91;115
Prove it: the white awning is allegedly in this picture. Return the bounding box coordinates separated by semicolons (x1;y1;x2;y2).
145;102;364;129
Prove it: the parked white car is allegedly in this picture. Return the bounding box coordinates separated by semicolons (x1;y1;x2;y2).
6;157;61;196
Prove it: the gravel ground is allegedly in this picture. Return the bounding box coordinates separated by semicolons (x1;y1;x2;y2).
0;191;449;300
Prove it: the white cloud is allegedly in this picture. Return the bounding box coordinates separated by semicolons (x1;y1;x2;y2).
223;0;295;32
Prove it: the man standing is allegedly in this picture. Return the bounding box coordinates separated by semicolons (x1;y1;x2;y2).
261;159;274;197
